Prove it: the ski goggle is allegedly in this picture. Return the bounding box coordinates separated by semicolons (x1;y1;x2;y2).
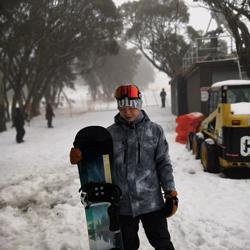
115;85;141;100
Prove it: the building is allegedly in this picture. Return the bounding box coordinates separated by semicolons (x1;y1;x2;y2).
170;35;245;116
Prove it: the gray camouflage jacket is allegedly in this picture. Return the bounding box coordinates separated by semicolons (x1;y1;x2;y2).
107;110;175;217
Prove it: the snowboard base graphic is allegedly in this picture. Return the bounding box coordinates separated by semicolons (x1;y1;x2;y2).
73;126;123;250
86;202;122;250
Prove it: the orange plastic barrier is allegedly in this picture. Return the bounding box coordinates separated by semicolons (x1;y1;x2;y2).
175;112;205;144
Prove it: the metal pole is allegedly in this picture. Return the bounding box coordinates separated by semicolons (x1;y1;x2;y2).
236;58;243;80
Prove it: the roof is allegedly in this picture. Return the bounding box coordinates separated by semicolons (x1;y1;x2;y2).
211;80;250;88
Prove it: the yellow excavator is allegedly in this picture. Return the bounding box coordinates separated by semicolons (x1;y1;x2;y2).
188;80;250;176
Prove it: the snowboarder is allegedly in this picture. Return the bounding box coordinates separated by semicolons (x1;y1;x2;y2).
45;102;55;128
160;88;167;108
70;84;178;250
13;107;25;143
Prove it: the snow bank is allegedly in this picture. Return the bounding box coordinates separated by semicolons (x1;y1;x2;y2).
0;90;250;250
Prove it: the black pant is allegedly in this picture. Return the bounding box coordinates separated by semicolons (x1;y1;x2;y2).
47;117;53;128
120;210;175;250
161;99;166;107
16;127;25;143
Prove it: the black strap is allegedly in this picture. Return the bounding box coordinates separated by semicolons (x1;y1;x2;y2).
79;182;122;205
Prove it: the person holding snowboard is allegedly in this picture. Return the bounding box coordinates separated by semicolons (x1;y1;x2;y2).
13;106;26;143
160;88;167;108
70;84;178;250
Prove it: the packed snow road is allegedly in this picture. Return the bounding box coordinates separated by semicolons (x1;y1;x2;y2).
0;104;249;250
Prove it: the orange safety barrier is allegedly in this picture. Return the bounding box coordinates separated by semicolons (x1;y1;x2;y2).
175;112;205;144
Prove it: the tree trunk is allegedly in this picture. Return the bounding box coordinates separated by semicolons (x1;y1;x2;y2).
0;105;6;132
0;74;7;131
31;97;41;117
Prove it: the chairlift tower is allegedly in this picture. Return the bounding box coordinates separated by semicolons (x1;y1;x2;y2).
186;0;244;79
183;1;243;79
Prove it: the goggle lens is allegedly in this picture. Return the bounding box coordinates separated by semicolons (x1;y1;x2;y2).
115;85;140;99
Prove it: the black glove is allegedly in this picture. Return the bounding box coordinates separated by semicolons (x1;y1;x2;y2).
161;191;178;218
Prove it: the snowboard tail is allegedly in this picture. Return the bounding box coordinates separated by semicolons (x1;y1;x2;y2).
86;203;123;250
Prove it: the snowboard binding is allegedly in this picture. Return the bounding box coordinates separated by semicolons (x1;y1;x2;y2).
79;182;122;231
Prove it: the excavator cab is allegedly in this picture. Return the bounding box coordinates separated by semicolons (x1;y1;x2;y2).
190;80;250;176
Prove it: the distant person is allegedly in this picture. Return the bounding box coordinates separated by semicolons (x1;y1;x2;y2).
160;88;167;108
13;107;25;143
45;102;55;128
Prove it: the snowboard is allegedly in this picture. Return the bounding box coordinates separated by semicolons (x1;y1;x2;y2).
73;126;123;250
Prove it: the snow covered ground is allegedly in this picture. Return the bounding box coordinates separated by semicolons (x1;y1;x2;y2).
0;88;250;250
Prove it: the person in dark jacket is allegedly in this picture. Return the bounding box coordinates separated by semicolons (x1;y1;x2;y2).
45;102;55;128
160;88;167;108
13;107;25;143
70;84;178;250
